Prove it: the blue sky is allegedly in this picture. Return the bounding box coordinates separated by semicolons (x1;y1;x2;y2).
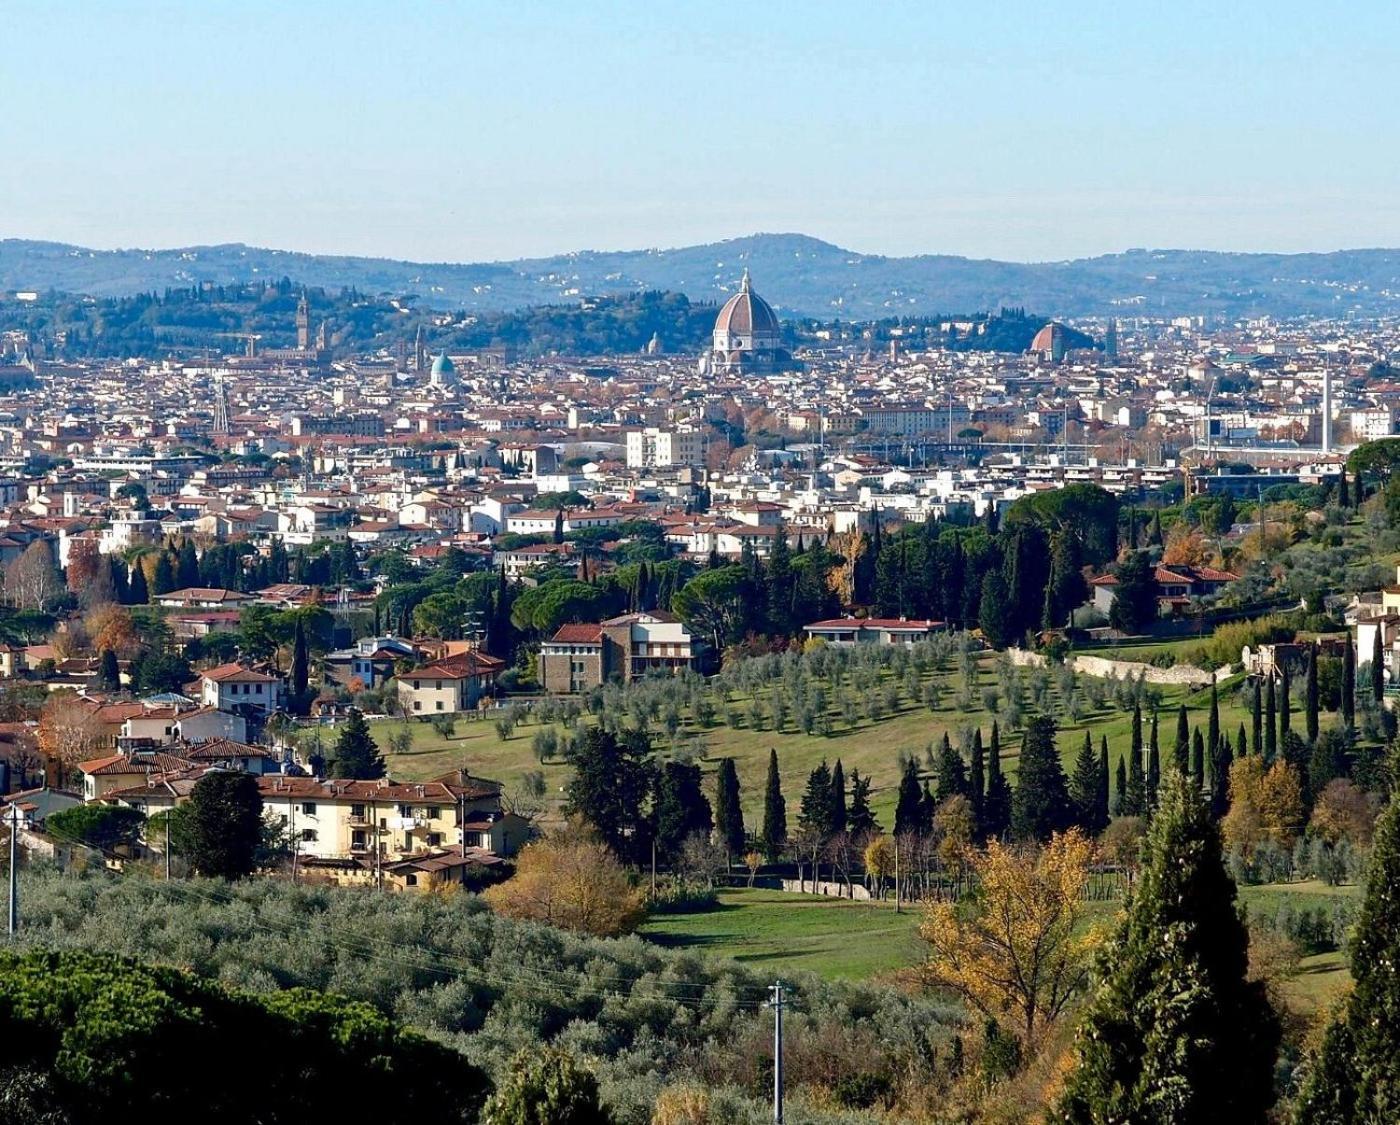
3;1;1398;262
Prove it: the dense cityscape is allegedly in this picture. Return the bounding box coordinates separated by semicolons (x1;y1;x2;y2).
7;3;1400;1122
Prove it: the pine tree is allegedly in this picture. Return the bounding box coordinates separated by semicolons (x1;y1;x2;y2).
982;722;1012;840
1071;731;1107;836
330;708;385;780
1263;677;1278;762
1191;728;1205;791
1174;705;1190;774
1057;768;1280;1123
894;758;924;838
1306;642;1320;743
828;758;847;835
846;768;878;837
1343;632;1356;731
760;749;786;860
713;758;744;861
1011;715;1072;842
1295;748;1400;1121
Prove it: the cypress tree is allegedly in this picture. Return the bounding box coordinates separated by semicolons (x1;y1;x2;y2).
1057;768;1280;1123
1114;755;1128;817
654;761;713;862
1070;731;1107;836
894;758;924;838
1251;680;1263;756
828;758;847;835
1125;744;1147;818
847;769;878;837
1130;704;1143;770
1372;622;1385;704
1295;748;1400;1121
1097;735;1110;830
760;749;786;860
798;761;833;838
129;561;149;605
1279;665;1291;739
713;758;745;861
152;551;176;597
1210;727;1232;819
969;728;986;826
982;722;1012;840
1343;632;1356;731
1208;679;1221;762
1191;727;1205;791
934;733;967;803
1264;675;1277;763
291;618;309;701
1011;715;1072;842
96;648;120;692
1147;711;1161;807
1306;642;1320;743
1338;465;1350;507
176;538;199;589
1174;705;1190;774
1236;722;1248;761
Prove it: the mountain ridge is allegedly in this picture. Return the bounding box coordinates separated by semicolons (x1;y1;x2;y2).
5;233;1400;319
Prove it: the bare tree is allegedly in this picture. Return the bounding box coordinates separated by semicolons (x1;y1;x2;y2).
5;540;61;612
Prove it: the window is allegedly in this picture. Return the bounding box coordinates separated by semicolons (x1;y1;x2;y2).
427;833;441;847
435;700;444;711
413;701;422;711
301;802;317;815
405;874;418;887
398;804;412;817
300;828;317;842
351;804;365;817
351;831;366;848
413;680;420;690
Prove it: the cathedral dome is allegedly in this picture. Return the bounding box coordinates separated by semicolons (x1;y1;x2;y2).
713;269;780;338
430;352;455;381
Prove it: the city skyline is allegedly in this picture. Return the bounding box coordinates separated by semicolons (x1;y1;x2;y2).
4;1;1400;263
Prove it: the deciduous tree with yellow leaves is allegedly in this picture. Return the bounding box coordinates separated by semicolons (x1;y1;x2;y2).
919;828;1095;1048
1221;757;1304;853
483;822;644;938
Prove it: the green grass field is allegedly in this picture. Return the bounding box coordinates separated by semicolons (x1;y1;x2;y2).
372;664;1258;832
638;887;925;980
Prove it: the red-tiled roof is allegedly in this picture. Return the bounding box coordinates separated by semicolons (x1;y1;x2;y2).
549;624;604;644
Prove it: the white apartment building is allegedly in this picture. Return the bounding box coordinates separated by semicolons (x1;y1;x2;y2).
626;427;703;469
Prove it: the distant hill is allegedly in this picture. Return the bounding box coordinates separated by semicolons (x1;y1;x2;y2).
5;233;1400;319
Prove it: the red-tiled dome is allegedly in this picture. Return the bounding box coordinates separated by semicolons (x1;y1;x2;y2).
714;269;780;337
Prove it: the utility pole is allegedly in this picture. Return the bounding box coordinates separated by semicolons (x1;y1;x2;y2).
768;980;786;1123
8;803;20;936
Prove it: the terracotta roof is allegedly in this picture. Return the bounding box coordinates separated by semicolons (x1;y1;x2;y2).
202;663;279;683
549;623;604;644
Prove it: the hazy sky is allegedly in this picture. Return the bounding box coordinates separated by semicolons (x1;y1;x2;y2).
5;1;1400;263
